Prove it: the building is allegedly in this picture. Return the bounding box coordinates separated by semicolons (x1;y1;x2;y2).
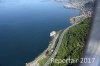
50;31;56;37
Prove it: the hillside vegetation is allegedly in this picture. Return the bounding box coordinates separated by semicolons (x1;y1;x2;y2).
49;18;91;66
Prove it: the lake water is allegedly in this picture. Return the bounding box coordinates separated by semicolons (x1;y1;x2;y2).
0;0;80;66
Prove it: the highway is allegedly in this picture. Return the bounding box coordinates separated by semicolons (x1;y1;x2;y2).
43;22;80;66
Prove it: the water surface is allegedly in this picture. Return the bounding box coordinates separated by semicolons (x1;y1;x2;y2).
0;0;80;66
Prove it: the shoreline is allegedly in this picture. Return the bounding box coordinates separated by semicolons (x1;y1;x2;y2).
26;33;59;66
26;11;81;66
25;1;92;66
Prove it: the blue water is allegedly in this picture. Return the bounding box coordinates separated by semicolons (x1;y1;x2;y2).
0;0;80;66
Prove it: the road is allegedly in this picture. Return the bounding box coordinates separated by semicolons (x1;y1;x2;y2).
26;32;59;66
43;22;80;66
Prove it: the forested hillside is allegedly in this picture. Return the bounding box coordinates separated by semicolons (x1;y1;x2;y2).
49;18;91;66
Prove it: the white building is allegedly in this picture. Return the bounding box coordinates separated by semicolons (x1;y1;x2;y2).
50;31;56;37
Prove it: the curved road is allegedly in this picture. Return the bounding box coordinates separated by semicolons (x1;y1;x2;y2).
43;23;80;66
